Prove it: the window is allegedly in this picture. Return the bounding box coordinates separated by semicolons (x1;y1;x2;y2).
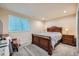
8;15;30;32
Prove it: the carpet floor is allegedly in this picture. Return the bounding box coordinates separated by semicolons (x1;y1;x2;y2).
12;43;77;56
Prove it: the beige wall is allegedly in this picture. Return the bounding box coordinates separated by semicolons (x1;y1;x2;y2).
45;15;76;36
0;8;44;45
0;7;76;45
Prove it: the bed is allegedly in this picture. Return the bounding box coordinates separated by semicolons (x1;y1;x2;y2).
32;26;62;55
0;34;13;56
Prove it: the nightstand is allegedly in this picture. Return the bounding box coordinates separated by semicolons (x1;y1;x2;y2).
62;35;76;46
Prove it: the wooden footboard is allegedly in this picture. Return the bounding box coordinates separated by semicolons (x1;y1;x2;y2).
32;34;53;55
32;26;62;55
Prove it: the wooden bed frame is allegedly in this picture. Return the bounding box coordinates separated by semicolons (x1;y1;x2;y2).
32;26;62;55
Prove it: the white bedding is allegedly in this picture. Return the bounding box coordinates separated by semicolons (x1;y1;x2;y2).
0;36;12;56
0;39;9;56
35;32;62;48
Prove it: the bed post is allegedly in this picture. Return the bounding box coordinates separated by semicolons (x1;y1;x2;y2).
48;37;52;55
32;34;34;44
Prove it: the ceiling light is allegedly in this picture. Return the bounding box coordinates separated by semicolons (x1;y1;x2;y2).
42;17;45;20
64;11;67;13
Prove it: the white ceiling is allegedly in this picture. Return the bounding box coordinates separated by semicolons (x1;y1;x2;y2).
0;3;77;20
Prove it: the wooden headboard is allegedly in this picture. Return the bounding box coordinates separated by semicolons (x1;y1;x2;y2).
47;26;62;33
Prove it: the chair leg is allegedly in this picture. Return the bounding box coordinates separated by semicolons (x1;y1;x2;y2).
16;48;18;52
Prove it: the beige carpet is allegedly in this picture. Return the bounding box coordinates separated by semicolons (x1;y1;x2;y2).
12;43;77;56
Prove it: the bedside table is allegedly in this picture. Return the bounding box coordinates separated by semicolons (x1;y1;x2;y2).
62;35;76;46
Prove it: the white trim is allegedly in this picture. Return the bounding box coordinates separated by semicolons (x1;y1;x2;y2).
76;5;79;52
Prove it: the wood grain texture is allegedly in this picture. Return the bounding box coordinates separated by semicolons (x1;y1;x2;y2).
32;26;62;55
47;26;62;33
62;35;76;46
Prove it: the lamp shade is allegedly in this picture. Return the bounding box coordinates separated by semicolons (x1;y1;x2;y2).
64;28;69;34
65;28;69;32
